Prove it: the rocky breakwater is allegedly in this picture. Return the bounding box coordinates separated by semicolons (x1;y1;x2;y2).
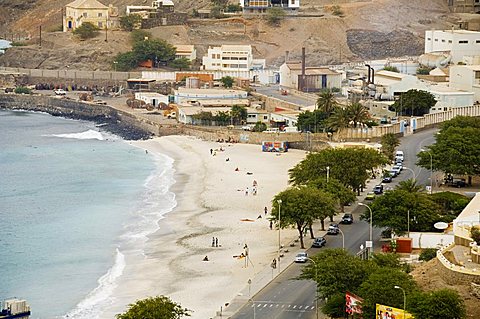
0;93;153;140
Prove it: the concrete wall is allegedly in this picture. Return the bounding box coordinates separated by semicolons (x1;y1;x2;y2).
437;243;480;284
0;67;141;81
408;232;454;249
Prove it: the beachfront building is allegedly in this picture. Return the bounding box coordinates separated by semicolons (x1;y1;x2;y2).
239;0;300;14
270;110;300;128
279;62;342;92
63;0;118;31
202;45;266;71
134;92;169;108
246;108;270;124
424;30;480;65
173;87;248;104
175;45;197;62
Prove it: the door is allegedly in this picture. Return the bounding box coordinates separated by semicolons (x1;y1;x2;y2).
68;21;72;29
322;75;327;88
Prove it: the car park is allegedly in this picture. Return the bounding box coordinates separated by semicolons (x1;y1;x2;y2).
365;192;376;200
327;224;340;235
294;252;308;263
312;237;327;248
373;184;384;195
341;213;353;224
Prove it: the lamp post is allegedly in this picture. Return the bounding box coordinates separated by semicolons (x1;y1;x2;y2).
403;166;416;180
421;148;433;193
358;203;373;254
277;199;282;272
338;227;345;249
326;166;330;183
394;285;406;317
306;257;319;319
249;299;256;319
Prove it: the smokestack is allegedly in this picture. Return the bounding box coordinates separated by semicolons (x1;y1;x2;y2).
371;68;375;84
365;64;371;84
285;51;289;63
301;47;306;91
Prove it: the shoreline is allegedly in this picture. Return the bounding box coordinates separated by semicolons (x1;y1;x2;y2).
100;135;307;318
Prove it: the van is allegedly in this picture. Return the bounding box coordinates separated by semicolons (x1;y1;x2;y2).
395;150;404;161
283;126;299;133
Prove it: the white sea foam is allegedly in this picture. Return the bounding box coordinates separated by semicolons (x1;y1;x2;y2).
63;249;125;319
48;129;105;140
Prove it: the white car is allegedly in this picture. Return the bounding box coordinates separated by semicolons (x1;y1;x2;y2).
294;252;308;263
54;89;67;96
241;125;252;131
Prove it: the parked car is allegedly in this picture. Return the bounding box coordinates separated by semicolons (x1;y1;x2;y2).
312;237;327;248
327;223;340;235
294;252;308;263
242;125;253;131
395;157;403;164
391;166;401;176
389;170;398;178
373;184;384;194
449;178;467;188
54;89;67;96
382;174;393;183
365;192;376;200
341;213;353;224
395;150;404;162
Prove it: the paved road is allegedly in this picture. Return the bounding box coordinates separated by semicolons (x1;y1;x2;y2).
255;85;317;108
231;128;439;319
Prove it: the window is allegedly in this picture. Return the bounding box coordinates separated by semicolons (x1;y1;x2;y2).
291;0;295;4
442;39;445;42
434;38;438;42
427;37;431;41
98;22;103;28
476;40;480;43
459;40;468;44
263;115;268;120
83;12;87;17
449;40;452;43
98;13;102;17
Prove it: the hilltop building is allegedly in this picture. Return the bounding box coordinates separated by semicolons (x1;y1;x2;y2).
239;0;300;13
175;45;197;62
125;0;187;28
448;0;480;13
202;45;266;71
63;0;118;32
424;30;480;65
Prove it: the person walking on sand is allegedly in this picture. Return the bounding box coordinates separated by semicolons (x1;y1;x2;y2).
245;187;249;196
264;207;268;215
269;220;273;230
210;148;213;155
253;180;257;187
215;237;218;247
212;237;215;247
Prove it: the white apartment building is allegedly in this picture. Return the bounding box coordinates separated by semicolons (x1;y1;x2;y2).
429;85;474;113
425;30;480;64
202;45;266;71
174;45;196;61
239;0;300;13
449;64;480;102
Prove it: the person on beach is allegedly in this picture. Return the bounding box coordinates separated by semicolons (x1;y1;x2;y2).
235;167;239;171
264;207;268;215
253;180;257;187
245;187;249;196
210;148;213;155
212;237;215;247
269;220;273;230
215;237;218;247
203;256;209;261
257;214;262;219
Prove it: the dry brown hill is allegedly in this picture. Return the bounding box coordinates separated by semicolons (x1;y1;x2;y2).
0;0;459;70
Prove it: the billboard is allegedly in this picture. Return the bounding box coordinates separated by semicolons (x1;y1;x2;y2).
261;141;288;152
346;291;363;315
376;304;413;319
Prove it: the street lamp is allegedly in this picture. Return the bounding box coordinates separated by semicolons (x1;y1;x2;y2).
306;257;319;319
421;148;433;193
338;227;345;249
277;199;282;272
358;203;373;253
249;299;256;319
326;166;330;183
394;285;406;317
402;166;416;180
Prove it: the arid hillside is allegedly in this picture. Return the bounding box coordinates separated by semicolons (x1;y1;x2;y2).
0;0;459;70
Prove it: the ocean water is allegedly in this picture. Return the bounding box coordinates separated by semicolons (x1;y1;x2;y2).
0;110;176;318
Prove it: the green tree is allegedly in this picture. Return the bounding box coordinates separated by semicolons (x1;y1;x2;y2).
14;86;32;94
417;67;432;75
308;177;356;213
116;296;191;319
382;66;400;72
130;29;152;44
392;89;437;116
220;76;234;88
132;39;176;65
226;4;242;12
409;289;466;319
417;116;480;184
321;293;345;318
316;89;338;114
429;192;470;219
419;248;438;261
252;121;267;132
371;253;403;269
73;22;99;39
169;58;191;70
266;7;286;26
271;187;336;248
300;249;375;298
358;268;418;319
296;110;329;133
119;14;142;31
346;102;371;128
471;226;480;245
381;133;400;160
230;105;247;125
113;51;139;71
396;178;424;193
326;106;350;131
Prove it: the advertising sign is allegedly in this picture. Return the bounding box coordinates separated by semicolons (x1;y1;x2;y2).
261;141;288;152
346;291;363;315
376;304;413;319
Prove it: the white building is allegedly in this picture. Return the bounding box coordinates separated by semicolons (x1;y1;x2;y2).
428;85;474;113
202;45;266;71
424;30;480;64
239;0;300;13
126;0;174;16
175;45;196;62
270;110;300;128
246;108;270;124
174;88;248;104
374;70;430;100
449;65;480;102
279;62;342;91
134;92;169;107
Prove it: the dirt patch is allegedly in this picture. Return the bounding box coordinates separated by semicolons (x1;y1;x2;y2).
411;258;480;318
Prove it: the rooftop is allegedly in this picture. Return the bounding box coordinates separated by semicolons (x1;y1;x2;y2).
284;62;340;75
66;0;108;9
176;88;247;95
175;45;195;53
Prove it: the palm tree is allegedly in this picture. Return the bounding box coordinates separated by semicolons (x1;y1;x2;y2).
346;102;370;128
316;89;338;114
326;106;350;131
396;179;424;193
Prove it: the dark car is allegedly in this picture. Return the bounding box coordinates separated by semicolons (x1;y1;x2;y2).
327;224;340;235
373;184;384;195
382;175;393;183
341;213;353;224
452;179;467;188
312;237;327;248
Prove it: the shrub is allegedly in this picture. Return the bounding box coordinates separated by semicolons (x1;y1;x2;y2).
220;76;234;88
417;67;432;75
383;66;400;73
419;248;438;261
253;121;267;132
73;22;99;40
471;226;480;245
14;86;32;94
130;29;152;44
120;14;142;31
331;5;344;17
266;7;286;26
226;4;242;12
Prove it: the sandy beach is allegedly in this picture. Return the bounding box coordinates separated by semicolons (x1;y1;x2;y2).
100;135;307;318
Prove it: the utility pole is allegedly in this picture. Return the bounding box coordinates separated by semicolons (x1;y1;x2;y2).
105;17;108;42
39;26;42;47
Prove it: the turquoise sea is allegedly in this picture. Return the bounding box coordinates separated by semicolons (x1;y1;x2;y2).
0;110;176;318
